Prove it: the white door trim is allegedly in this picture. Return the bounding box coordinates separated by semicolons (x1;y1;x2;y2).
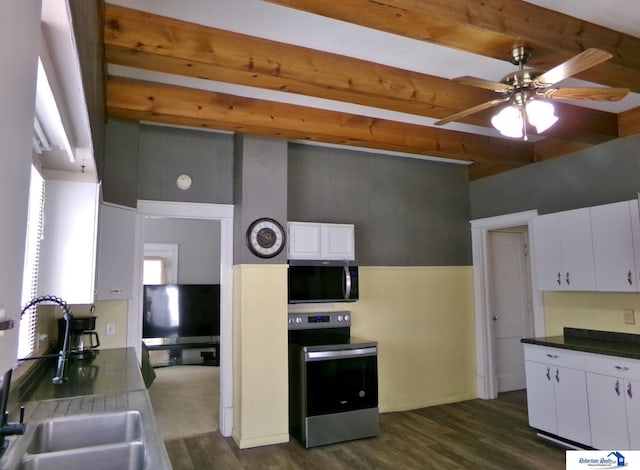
132;200;234;437
470;209;544;399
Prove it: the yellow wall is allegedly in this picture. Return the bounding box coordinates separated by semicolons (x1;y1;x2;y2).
347;266;477;412
69;301;129;349
544;291;640;336
233;264;289;449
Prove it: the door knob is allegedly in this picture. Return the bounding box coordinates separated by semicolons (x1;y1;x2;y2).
492;315;499;321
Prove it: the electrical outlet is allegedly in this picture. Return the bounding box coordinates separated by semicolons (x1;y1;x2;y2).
106;322;116;336
624;309;636;325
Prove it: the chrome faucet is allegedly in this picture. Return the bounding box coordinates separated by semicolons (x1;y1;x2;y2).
19;295;73;384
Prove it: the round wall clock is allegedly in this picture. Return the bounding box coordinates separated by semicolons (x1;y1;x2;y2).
246;217;286;258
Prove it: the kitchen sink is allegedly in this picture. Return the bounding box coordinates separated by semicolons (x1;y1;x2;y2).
26;410;142;454
20;441;146;470
17;411;147;470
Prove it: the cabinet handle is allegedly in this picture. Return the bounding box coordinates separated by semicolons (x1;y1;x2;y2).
615;366;630;371
546;353;559;359
628;382;633;399
546;367;551;381
557;272;562;285
0;319;15;331
615;380;621;396
109;289;122;293
565;272;570;285
555;368;560;383
628;270;633;286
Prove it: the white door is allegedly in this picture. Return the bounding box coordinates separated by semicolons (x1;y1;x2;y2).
488;231;533;392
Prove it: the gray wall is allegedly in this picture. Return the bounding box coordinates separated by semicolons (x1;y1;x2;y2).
143;218;221;283
103;123;473;267
138;125;234;204
103;120;234;207
233;134;288;264
470;134;640;220
288;144;472;266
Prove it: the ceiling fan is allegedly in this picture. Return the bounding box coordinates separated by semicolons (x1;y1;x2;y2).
435;47;630;140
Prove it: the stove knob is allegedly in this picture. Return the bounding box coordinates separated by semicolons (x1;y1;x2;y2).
295;317;302;324
337;315;344;322
344;314;350;322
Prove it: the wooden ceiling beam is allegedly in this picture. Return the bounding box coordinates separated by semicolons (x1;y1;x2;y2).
619;107;640;137
264;0;640;93
106;76;534;170
104;4;619;144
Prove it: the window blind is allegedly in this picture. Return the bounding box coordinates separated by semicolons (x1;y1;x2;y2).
18;166;45;358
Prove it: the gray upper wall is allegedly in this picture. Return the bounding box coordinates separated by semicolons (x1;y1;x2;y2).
470;134;640;220
103;120;473;266
288;144;472;266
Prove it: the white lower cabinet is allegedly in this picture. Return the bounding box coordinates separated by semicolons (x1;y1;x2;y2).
525;344;640;449
524;359;591;445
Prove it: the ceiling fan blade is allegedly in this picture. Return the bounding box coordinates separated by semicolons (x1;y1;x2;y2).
434;98;509;126
542;87;630;102
534;48;613;86
452;76;513;92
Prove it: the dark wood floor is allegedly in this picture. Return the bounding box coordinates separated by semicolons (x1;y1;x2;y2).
164;390;565;470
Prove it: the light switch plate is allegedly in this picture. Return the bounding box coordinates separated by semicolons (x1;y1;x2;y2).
106;322;116;336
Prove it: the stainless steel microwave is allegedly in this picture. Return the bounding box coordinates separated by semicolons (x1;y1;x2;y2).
288;260;359;304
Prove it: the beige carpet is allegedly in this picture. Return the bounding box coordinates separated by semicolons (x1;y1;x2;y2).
148;365;219;441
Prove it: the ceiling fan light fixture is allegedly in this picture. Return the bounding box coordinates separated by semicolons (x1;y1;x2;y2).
525;100;558;133
491;105;523;138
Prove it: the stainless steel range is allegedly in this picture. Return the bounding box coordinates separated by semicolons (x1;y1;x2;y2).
288;311;379;448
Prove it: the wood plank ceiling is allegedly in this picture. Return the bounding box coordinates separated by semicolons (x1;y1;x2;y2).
104;1;640;180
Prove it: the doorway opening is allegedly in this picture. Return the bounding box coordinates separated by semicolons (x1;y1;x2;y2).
470;210;545;399
132;200;234;437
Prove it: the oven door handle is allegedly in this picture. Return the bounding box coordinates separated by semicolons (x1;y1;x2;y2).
306;346;377;362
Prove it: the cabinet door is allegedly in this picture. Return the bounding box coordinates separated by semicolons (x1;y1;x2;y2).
560;208;595;291
37;180;99;304
288;222;322;259
587;372;629;449
591;201;636;292
524;361;557;434
322;224;355;260
95;203;136;300
555;366;591;445
626;379;640;449
532;213;564;290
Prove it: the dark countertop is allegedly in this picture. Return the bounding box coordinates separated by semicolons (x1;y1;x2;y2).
18;348;146;403
521;327;640;360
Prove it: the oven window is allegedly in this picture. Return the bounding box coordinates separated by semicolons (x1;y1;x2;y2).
305;355;378;416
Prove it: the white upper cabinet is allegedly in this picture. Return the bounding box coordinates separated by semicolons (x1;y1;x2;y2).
288;222;355;260
95;203;136;300
38;179;100;305
591;200;637;292
532;207;595;291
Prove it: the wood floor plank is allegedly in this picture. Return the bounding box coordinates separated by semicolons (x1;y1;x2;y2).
166;391;565;469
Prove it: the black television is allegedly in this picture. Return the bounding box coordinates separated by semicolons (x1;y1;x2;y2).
142;284;220;342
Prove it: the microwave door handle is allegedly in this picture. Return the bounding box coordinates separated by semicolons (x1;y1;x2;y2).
343;265;352;300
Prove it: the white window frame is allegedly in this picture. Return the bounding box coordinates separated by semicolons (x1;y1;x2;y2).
143;243;179;285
